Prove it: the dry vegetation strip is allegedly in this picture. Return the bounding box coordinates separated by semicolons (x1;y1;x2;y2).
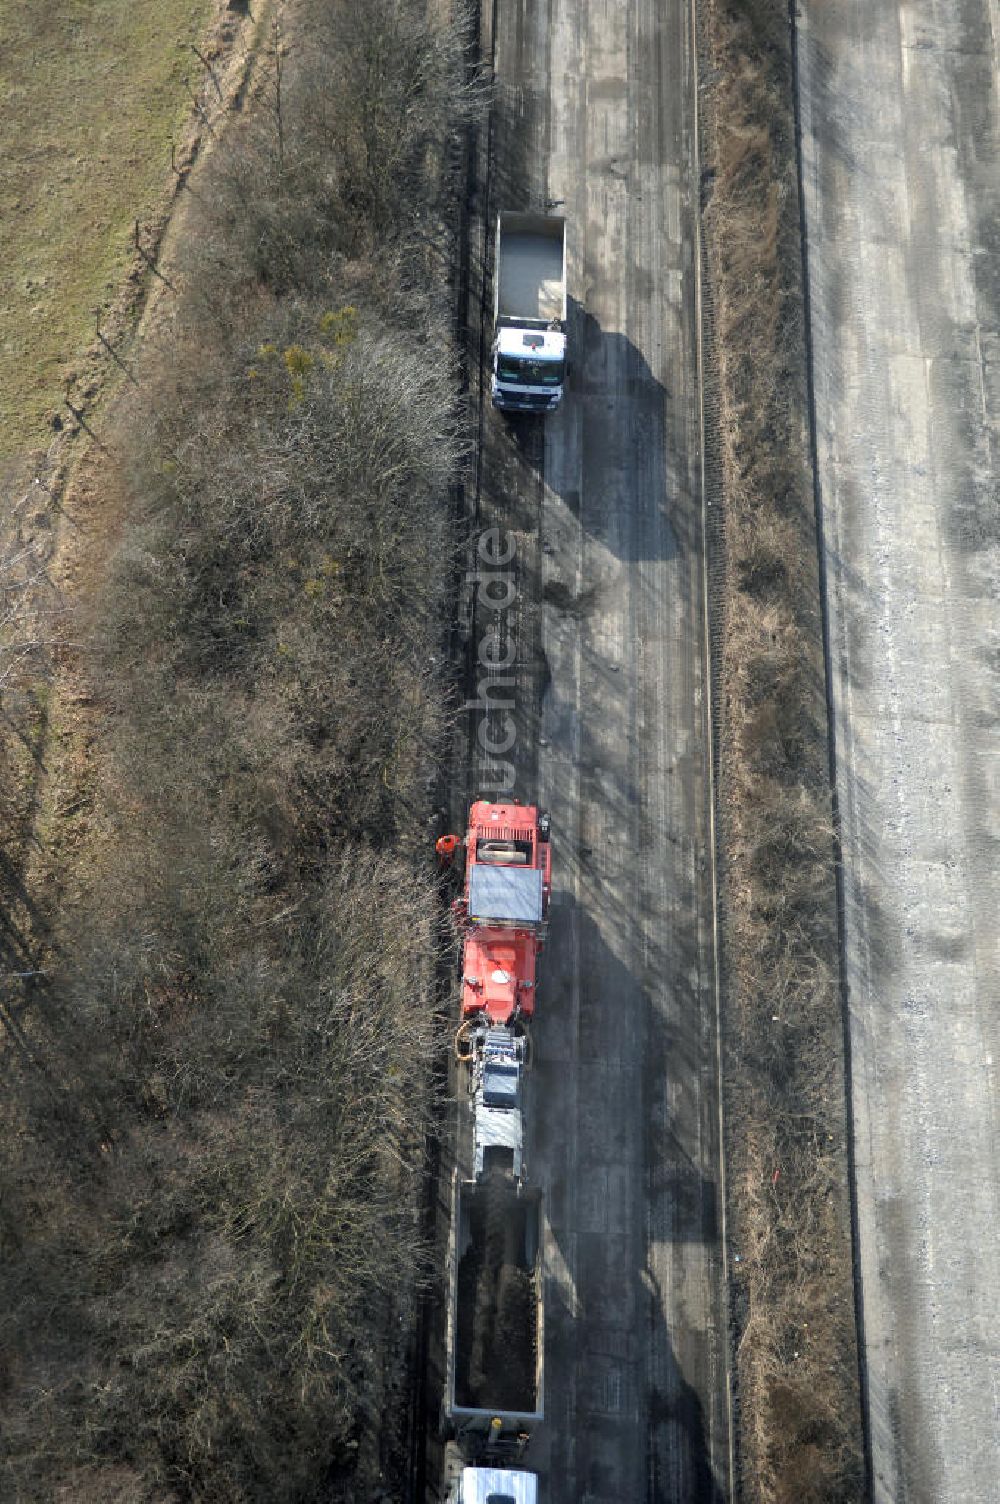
0;3;478;1500
698;0;865;1498
0;0;215;461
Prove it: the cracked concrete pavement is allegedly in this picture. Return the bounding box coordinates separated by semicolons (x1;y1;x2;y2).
456;0;731;1498
798;1;1000;1498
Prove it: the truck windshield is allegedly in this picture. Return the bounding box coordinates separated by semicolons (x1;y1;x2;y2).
497;355;564;386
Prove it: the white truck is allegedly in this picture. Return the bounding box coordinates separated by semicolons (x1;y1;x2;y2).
491;212;567;414
446;1464;539;1504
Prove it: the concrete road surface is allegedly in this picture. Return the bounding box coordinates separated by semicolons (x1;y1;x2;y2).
459;0;731;1499
798;2;1000;1499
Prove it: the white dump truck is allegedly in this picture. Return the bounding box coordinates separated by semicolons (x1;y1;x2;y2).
491;212;567;413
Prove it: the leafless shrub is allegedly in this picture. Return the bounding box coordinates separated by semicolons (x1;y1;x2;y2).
98;307;463;856
299;0;482;242
0;486;69;940
183;0;484;305
1;853;443;1502
0;0;471;1497
0;539;57;698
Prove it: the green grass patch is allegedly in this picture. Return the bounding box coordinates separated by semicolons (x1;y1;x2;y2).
0;0;213;460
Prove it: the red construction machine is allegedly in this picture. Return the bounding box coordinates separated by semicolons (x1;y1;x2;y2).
453;801;551;1027
442;803;550;1469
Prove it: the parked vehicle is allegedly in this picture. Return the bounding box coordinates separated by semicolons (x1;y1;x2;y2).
445;1464;538;1503
491;213;567;413
438;802;550;1497
455;800;551;1027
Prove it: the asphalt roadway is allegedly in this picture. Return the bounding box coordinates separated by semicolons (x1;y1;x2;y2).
798;2;1000;1500
456;0;731;1499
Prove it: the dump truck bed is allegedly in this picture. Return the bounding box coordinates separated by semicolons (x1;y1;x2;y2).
446;1175;544;1438
496;213;566;327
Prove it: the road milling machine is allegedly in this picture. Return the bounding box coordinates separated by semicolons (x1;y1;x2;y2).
454;800;551;1027
439;802;550;1493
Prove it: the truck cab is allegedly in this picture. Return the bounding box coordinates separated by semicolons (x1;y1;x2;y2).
446;1466;539;1504
492;326;566;413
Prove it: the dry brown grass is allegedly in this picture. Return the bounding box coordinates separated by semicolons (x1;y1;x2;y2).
0;0;217;462
699;0;865;1498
